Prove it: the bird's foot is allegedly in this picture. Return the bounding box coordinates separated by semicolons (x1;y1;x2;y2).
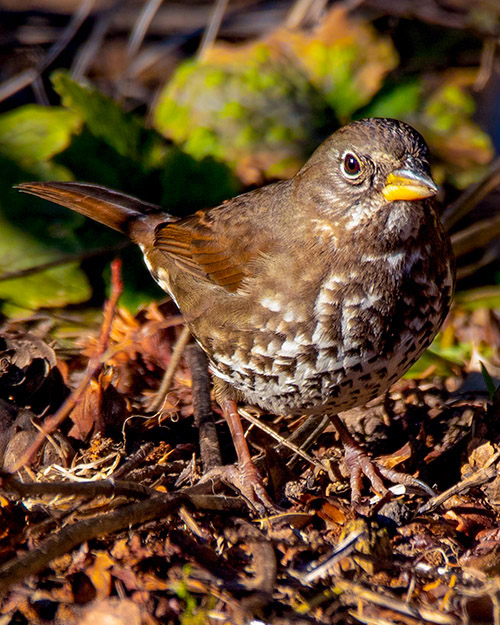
329;413;434;508
200;460;277;516
342;441;435;508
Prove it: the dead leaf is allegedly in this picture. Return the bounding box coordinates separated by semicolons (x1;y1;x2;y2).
86;551;114;600
68;369;128;440
0;332;67;413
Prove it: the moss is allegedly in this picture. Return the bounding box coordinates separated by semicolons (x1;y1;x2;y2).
203;68;226;88
154;97;191;140
184;126;224;160
267;123;294;144
220;101;246;119
424;85;476;133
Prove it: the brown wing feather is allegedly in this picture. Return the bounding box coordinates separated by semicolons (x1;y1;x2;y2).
154;209;260;292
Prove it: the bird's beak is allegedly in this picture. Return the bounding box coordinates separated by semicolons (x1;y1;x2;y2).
382;168;438;202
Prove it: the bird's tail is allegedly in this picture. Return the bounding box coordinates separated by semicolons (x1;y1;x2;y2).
16;181;162;235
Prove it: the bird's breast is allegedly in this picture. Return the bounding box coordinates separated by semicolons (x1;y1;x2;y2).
207;235;454;415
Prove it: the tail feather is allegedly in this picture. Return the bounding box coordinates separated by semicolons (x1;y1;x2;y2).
16;181;162;235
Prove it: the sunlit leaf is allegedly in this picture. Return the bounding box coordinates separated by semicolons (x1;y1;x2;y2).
0;258;90;316
0;150;91;313
0;105;81;167
52;73;238;212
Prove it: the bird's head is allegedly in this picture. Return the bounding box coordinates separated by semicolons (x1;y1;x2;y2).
298;118;438;224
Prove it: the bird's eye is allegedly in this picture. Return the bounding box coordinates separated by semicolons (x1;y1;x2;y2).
341;153;362;179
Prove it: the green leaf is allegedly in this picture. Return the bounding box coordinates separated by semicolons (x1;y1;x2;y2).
358;79;422;119
454;287;500;310
0;209;90;314
420;81;494;176
159;148;239;214
405;348;464;379
480;362;496;400
0;152;91;313
0;105;81;167
274;7;398;119
55;127;159;200
52;70;166;169
0;263;91;316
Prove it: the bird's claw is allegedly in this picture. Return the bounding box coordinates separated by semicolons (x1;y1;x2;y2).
342;443;434;508
200;462;277;516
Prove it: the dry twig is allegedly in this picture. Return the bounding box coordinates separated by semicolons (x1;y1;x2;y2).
10;259;124;472
185;344;222;472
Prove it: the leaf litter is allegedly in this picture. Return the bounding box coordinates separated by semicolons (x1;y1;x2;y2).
0;257;497;624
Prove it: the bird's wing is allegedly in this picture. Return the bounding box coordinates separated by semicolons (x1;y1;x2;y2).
154;189;276;293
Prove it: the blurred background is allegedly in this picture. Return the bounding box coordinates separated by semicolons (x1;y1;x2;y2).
0;0;499;336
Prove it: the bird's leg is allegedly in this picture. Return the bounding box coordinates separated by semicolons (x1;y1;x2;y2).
203;398;276;514
329;414;435;505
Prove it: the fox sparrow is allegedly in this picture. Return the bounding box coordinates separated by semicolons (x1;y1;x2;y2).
18;118;455;509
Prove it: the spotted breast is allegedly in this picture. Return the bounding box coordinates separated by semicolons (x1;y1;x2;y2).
197;180;454;416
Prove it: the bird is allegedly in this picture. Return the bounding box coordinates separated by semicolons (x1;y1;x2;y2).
17;118;456;510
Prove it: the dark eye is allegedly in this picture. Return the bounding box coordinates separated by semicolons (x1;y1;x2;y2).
341;153;362;179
